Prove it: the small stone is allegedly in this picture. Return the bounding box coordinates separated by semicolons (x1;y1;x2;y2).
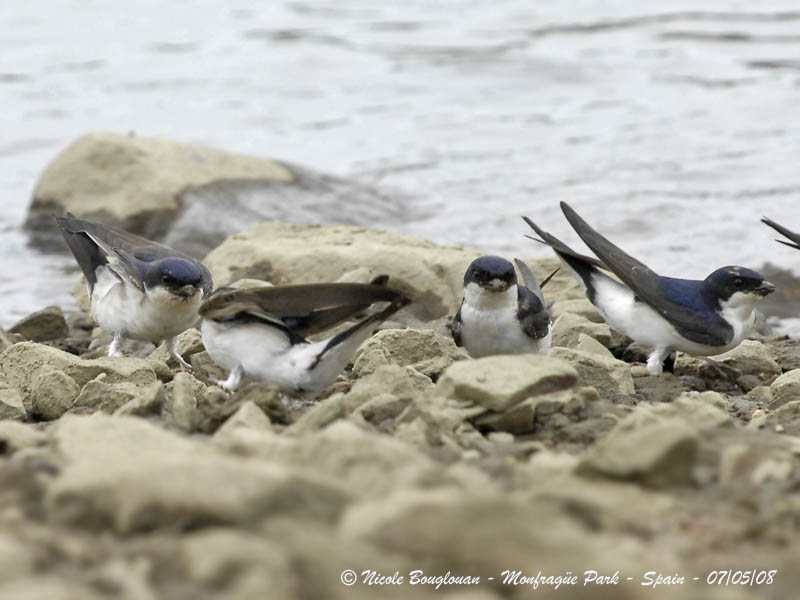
215;401;272;439
551;312;611;349
578;415;699;487
27;366;80;420
770;369;800;410
149;328;205;368
630;365;650;378
775;424;785;434
487;432;515;444
8;306;69;342
113;381;166;417
436;355;577;412
575;333;614;358
549;346;634;398
352;328;469;381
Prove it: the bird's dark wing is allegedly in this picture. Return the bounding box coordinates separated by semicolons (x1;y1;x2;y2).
53;214;212;294
516;286;550;340
200;283;410;338
451;301;464;347
762;216;800;251
513;259;545;303
559;201;732;346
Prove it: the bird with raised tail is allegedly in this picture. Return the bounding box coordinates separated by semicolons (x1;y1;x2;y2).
524;202;775;375
54;213;212;370
451;255;557;358
199;282;411;394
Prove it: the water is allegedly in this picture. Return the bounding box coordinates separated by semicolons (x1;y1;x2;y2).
3;1;800;329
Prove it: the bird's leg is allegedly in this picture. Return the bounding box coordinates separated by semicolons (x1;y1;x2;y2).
166;336;193;373
108;332;124;358
213;364;244;392
646;346;670;375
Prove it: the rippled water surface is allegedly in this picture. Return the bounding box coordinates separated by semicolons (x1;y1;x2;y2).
2;1;800;328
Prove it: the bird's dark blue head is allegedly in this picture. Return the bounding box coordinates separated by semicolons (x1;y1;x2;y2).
464;256;517;292
144;258;207;297
704;266;775;301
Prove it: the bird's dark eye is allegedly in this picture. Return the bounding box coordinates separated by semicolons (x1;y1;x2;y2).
161;274;172;283
733;278;744;288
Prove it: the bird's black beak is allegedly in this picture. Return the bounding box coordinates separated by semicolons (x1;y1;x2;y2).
174;285;199;298
754;281;776;296
480;279;510;293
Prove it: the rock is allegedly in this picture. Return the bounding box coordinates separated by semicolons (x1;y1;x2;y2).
0;342;156;406
214;401;272;440
472;389;575;435
0;421;47;455
749;400;800;436
575;333;614;358
149;328;205;369
551;312;611;348
352;328;469;381
713;340;781;380
770;369;800;410
112;381;166;417
0;382;26;420
28;132;291;239
47;414;354;532
178;529;295;599
766;338;800;372
8;306;69;342
634;372;687;404
0;328;17;353
435;354;577;412
204;221;487;320
549;346;634;399
228;382;287;425
27;366;80;420
578;413;700;487
549;298;604;323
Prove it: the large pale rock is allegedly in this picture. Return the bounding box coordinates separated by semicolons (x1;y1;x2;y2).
8;306;69;342
713;340;781;379
770;369;800;409
549;346;634;398
75;379;164;414
435;354;577;412
27;366;80;420
47;415;353;532
0;342;157;414
29;132;291;237
204;221;483;319
352;328;468;380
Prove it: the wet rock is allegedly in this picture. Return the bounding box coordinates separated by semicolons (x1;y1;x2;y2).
27;132;292;241
27;366;80;420
549;346;634;399
352;328;468;381
8;306;69;342
578;411;700;487
435;354;577;412
551;312;611;348
770;369;800;409
47;414;353;532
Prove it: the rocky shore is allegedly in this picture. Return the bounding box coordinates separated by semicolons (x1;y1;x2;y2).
2;135;799;599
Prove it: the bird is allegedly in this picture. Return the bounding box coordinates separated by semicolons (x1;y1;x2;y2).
523;202;775;374
762;216;800;250
54;213;212;370
451;256;557;357
199;281;411;394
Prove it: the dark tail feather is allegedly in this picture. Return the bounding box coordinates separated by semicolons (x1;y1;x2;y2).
52;213;106;291
762;216;800;250
310;294;411;369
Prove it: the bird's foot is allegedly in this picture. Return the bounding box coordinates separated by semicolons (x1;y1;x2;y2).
701;356;740;380
107;333;124;358
211;365;243;392
166;336;193;373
